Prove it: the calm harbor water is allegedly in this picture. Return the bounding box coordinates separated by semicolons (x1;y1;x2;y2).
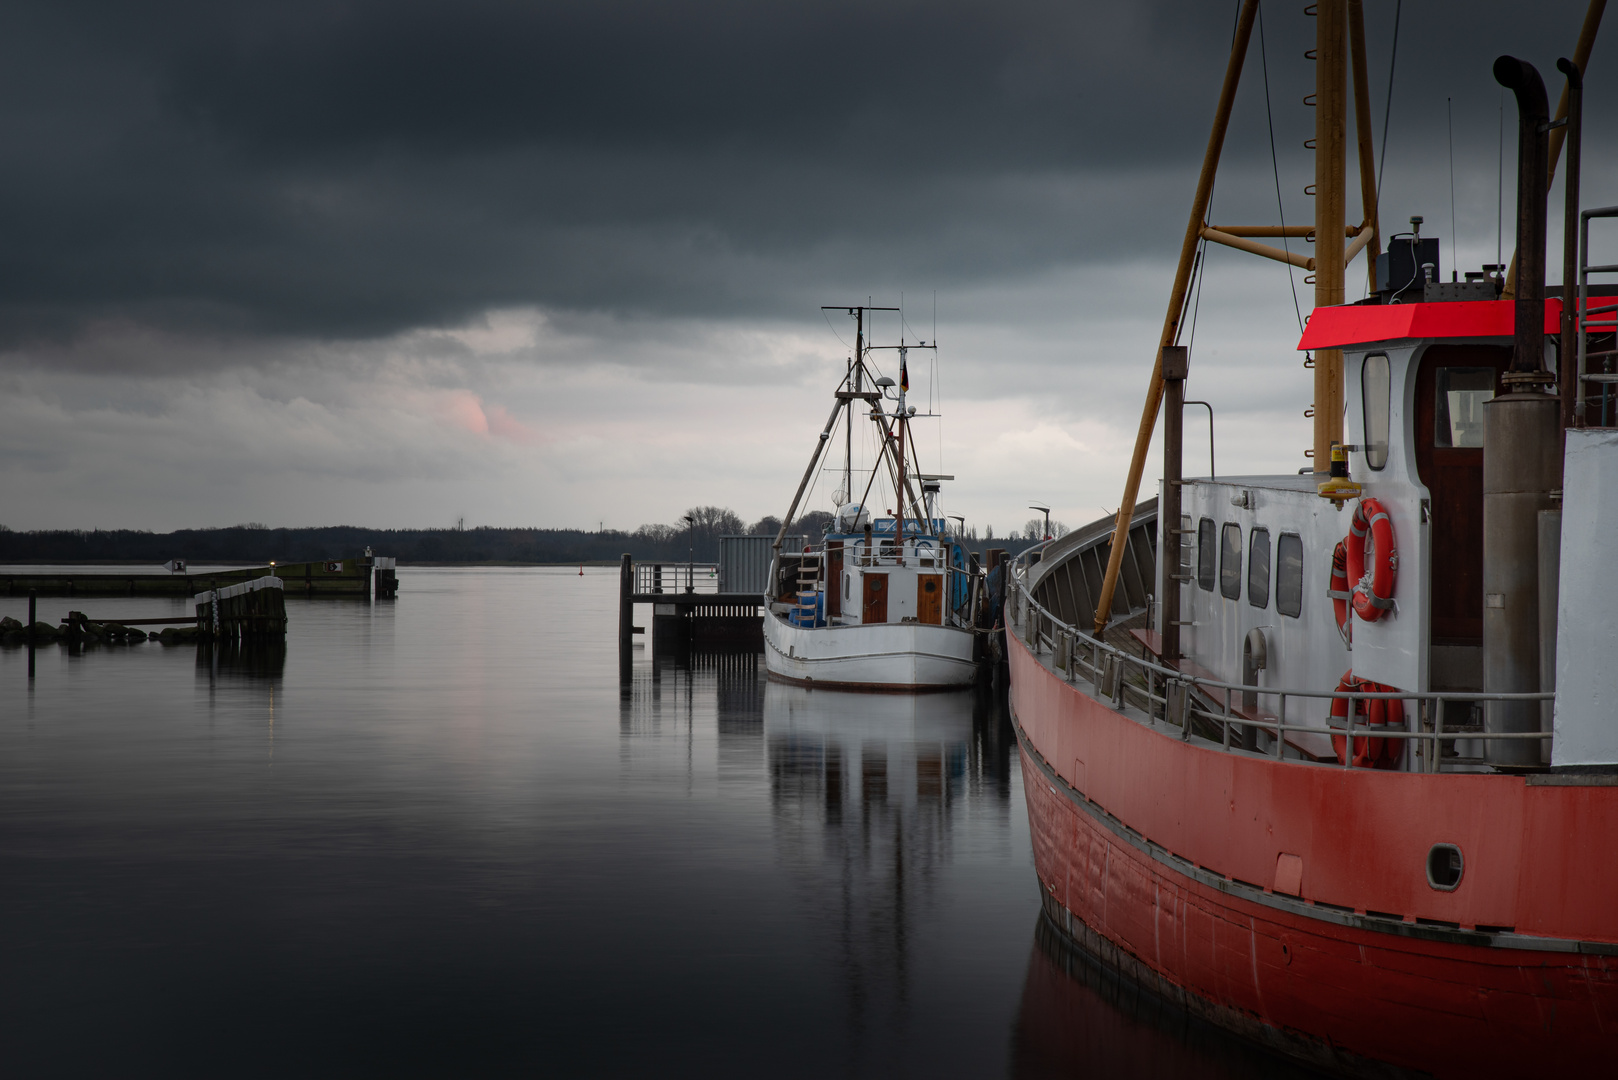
1;568;1311;1077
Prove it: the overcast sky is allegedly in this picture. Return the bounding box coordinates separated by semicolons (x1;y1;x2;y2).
2;0;1613;536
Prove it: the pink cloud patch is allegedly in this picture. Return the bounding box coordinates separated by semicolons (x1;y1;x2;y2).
443;390;489;435
486;403;541;445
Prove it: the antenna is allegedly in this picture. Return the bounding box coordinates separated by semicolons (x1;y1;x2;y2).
1497;87;1504;270
1456;97;1469;281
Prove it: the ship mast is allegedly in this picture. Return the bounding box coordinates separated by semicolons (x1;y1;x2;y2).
1091;0;1393;634
897;342;907;562
1313;0;1347;470
846;308;863;504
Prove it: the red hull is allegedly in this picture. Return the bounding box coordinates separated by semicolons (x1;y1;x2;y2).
1009;630;1618;1077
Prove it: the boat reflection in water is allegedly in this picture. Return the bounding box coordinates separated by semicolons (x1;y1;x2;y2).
763;681;1015;1041
1010;914;1321;1080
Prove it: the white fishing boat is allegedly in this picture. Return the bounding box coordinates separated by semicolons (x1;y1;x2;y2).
763;305;981;691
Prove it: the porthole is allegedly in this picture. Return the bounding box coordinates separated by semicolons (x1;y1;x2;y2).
1427;843;1463;891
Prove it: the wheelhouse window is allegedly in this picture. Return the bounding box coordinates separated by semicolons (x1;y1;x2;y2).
1197;518;1216;592
1247;528;1271;609
1434;367;1494;448
1362;353;1390;469
1276;533;1303;618
1219;523;1242;600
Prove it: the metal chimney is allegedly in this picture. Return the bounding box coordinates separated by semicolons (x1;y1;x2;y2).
1483;57;1560;767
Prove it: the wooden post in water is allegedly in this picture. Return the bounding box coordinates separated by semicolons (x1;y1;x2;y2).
619;554;633;682
27;589;36;679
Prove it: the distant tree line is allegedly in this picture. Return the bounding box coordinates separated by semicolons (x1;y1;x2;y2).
0;507;1057;566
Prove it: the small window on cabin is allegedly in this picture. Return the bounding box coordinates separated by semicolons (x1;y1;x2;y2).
1362;353;1390;470
1434;367;1494;448
1247;528;1271;609
1219;523;1242;600
1276;533;1303;618
1197;519;1216;592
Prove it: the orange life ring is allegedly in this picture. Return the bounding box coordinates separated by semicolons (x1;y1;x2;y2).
1329;671;1405;768
1328;539;1352;644
1345;497;1398;623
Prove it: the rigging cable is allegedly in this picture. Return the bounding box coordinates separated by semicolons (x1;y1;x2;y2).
1259;0;1304;332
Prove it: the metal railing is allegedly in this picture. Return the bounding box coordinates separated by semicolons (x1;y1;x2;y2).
635;563;720;595
1009;551;1553;774
1577;205;1618;427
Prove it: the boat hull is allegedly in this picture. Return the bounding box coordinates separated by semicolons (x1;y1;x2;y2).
762;611;976;691
1009;629;1618;1078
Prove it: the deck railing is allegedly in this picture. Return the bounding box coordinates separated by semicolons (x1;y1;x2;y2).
1008;550;1554;773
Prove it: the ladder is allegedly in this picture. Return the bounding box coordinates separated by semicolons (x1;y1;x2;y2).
1576;205;1618;427
795;552;822;626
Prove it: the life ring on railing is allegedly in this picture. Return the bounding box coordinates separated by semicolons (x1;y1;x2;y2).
1328;539;1352;644
1328;671;1405;768
1345;497;1398;622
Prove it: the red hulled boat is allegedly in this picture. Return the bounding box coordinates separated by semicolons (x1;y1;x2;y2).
1008;1;1618;1074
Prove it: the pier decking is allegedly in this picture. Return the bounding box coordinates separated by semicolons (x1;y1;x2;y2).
4;556;394;599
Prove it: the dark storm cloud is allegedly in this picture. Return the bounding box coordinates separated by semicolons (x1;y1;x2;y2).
0;0;1605;354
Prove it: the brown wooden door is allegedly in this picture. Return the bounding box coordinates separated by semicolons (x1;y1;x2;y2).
862;573;888;623
1412;345;1511;644
917;574;942;624
826;541;843;618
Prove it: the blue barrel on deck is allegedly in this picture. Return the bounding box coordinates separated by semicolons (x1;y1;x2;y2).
791;590;825;628
951;542;970;613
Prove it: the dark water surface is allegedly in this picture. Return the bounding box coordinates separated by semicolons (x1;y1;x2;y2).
2;568;1309;1078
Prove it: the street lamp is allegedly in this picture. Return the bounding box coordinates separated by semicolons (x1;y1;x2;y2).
684;514;696;593
1029;504;1051;542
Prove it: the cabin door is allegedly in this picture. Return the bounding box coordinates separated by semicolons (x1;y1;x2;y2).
917;574;942;624
826;541;843;618
862;573;888;623
1413;344;1511;646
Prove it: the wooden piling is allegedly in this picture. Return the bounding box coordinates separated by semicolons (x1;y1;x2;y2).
619;554;633;681
194;577;287;640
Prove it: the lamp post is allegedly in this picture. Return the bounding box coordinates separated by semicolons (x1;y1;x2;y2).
684;514;695;593
1029;504;1052;542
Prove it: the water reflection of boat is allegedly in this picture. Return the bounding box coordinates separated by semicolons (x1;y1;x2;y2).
1010;914;1318;1080
764;682;1007;1030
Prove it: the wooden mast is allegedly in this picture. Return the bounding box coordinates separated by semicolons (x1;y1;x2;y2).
1091;0;1259;635
1348;0;1381;294
1313;0;1347;471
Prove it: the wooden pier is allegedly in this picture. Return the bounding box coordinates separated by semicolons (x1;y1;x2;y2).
3;556;394;599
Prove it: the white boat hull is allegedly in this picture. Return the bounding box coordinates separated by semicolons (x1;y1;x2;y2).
762;612;977;690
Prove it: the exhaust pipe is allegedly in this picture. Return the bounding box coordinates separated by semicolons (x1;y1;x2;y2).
1483;57;1560;767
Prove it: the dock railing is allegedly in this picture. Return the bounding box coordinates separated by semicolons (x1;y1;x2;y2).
635;562;720;595
1008;550;1553;773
